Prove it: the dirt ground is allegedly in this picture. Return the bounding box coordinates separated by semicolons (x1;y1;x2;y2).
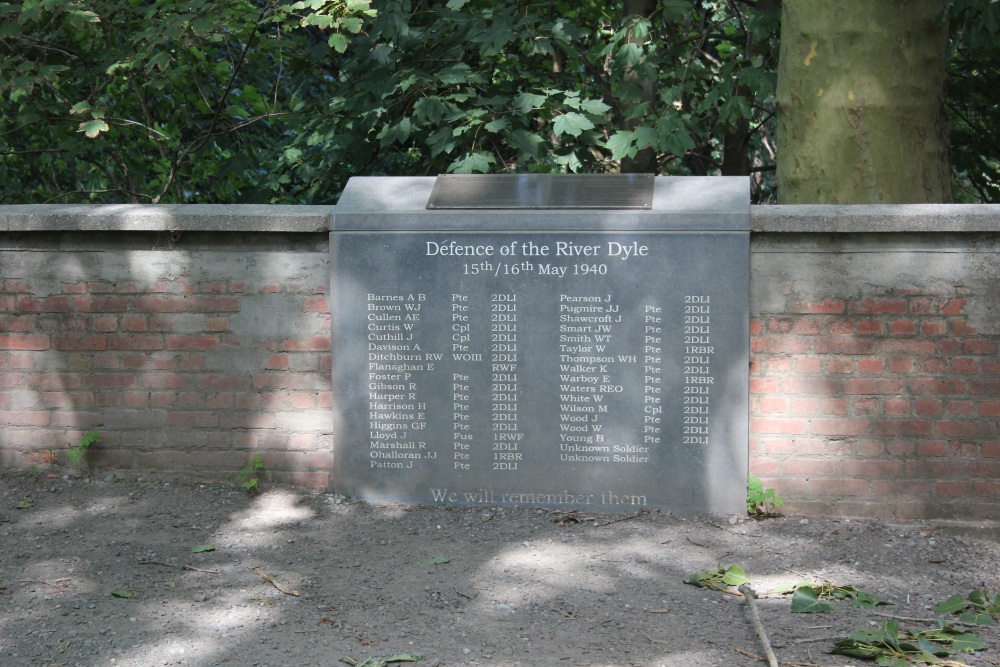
1;469;999;667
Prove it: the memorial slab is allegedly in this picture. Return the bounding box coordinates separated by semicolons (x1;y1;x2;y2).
331;175;749;513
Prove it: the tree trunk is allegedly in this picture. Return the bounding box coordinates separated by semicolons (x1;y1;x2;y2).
620;0;657;174
775;1;951;203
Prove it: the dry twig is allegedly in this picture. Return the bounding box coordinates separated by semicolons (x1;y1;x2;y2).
137;559;219;574
739;583;779;667
254;567;299;596
16;578;69;592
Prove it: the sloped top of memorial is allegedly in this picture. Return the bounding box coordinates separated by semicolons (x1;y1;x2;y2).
332;175;748;231
427;174;653;209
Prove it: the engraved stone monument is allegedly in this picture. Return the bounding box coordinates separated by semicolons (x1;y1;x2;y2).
331;175;749;513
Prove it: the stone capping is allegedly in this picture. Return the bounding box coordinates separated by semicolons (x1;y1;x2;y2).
0;204;335;232
751;204;1000;233
3;203;1000;233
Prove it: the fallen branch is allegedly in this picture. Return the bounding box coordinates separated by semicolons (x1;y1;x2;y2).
136;559;218;574
645;634;668;645
735;647;818;667
738;584;779;667
254;567;299;596
870;609;980;628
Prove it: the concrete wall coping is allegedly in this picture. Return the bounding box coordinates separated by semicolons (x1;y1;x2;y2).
0;204;334;232
751;204;1000;233
3;203;1000;233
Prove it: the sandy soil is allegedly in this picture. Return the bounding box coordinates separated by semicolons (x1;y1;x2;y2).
2;469;999;667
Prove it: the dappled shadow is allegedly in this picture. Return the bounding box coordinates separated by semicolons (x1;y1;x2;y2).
3;471;999;667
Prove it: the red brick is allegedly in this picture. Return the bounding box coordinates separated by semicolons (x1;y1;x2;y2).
267;354;290;370
3;279;30;292
749;377;779;393
919;320;946;336
826;357;854;374
303;296;331;314
951;320;977;335
803;479;870;496
791;397;848;415
8;353;35;370
886;440;915;455
872;480;929;496
0;410;50;426
950;358;980;374
982;359;1000;374
904;460;968;478
845;378;904;395
200;375;252;391
188;296;241;312
857;358;884;374
751;417;810;434
749;319;762;335
305;451;335;468
983;442;1000;458
200;281;227;293
752;337;812;354
934;481;994;497
978;402;1000;417
757;396;787;413
166;335;219;351
887;357;915;373
135;295;186;312
963;339;996;355
766;318;794;333
851;298;906;314
123;392;149;408
795;357;822;373
92;316;119;332
0;334;49;350
4;316;33;332
55;334;107;351
108;334;164;351
810;418;870;436
792;318;824;334
762;356;793;374
919;358;947;374
917;440;947;457
940;339;963;355
260;285;282;294
166;411;219;428
914;399;942;416
205;316;230;332
946;400;974;415
781;458;839;476
281;336;330;352
142;375;190;389
782;376;843;394
908;379;966;395
87;281;115;293
228;281;251;293
853;397;885;414
888;319;916;335
970;461;1000;478
317;392;333;408
73;295;127;312
878;339;938;355
941;298;967;315
827;319;855;334
856;319;884;334
909;297;932;314
937;420;998;438
790;299;845;314
815;338;873;355
121;316;148;332
180;355;205;371
970;379;1000;395
875;420;932;436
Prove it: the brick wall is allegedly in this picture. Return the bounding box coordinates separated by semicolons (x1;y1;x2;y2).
2;204;1000;519
0;224;332;488
750;227;1000;519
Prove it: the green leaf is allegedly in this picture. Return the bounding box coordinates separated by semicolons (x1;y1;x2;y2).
78;120;109;138
933;594;968;614
509;129;544;158
720;565;748;587
328;33;348;52
422;555;450;565
448;152;494;174
513;92;546;113
605;131;635;160
445;0;468;8
552;112;594;137
959;611;995;626
579;98;611;116
790;586;836;613
191;544;215;553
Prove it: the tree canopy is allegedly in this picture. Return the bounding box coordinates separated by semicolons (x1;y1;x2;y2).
1;0;998;205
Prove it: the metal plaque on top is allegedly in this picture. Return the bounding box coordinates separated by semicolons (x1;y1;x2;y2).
426;174;655;210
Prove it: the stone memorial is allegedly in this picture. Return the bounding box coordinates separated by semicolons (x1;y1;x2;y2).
330;175;749;513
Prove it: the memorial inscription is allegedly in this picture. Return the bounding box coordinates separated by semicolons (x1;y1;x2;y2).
332;176;749;513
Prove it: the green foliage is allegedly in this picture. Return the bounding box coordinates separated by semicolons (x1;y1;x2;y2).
0;0;375;204
4;1;1000;203
236;454;264;495
832;619;985;666
68;430;100;464
686;564;748;591
746;475;783;517
933;590;1000;626
780;581;891;613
